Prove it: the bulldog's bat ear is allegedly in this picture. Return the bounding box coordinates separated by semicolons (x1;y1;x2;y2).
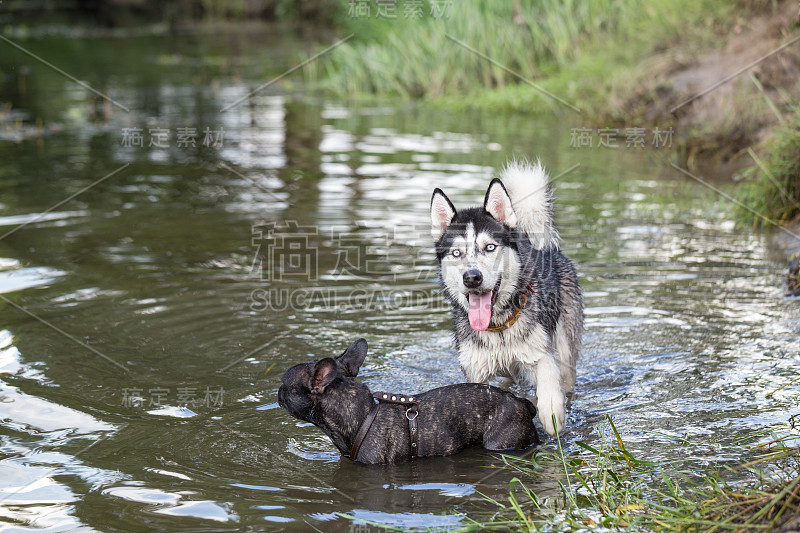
484;178;518;228
311;358;339;395
431;188;457;240
337;338;368;377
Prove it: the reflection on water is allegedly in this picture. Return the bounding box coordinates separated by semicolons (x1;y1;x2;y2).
1;30;799;532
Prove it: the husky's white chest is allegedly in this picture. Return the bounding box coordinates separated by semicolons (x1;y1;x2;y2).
458;317;551;383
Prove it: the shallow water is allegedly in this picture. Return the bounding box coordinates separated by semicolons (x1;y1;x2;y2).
1;29;799;532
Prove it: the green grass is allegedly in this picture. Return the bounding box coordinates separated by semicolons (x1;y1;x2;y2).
337;416;799;532
736;110;800;227
308;0;730;115
461;416;800;532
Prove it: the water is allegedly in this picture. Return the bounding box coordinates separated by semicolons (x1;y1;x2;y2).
1;28;799;532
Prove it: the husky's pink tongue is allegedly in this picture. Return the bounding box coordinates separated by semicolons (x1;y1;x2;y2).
468;292;493;331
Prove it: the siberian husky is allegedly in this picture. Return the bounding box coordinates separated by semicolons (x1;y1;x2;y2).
430;160;583;436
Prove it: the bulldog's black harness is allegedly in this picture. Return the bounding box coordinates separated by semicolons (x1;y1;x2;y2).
349;392;419;461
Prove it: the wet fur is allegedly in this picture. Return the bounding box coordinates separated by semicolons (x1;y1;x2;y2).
278;339;539;464
430;161;583;436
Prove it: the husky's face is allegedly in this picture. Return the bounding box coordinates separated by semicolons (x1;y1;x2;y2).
430;179;523;331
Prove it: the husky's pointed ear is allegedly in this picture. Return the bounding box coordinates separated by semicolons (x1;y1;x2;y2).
431;188;457;240
336;338;368;377
484;178;518;228
311;358;339;395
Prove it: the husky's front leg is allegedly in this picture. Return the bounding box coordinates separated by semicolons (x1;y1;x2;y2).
531;354;565;436
461;362;491;384
459;344;495;384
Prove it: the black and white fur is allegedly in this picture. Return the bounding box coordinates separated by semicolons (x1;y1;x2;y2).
430;160;583;437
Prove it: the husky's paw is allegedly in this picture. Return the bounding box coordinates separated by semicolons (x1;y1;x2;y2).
536;392;565;437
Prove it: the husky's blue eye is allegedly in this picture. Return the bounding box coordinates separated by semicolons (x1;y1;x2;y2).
486;244;497;252
452;249;461;257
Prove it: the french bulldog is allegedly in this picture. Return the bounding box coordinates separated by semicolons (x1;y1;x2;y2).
277;338;540;464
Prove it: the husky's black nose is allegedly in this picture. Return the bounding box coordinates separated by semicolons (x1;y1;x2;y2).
463;269;483;288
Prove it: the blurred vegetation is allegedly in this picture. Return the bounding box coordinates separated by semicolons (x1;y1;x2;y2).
310;0;730;112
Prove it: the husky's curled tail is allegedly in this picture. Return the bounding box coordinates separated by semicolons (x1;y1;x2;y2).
498;160;559;250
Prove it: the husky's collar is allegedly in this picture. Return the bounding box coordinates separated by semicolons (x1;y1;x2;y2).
486;282;535;332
